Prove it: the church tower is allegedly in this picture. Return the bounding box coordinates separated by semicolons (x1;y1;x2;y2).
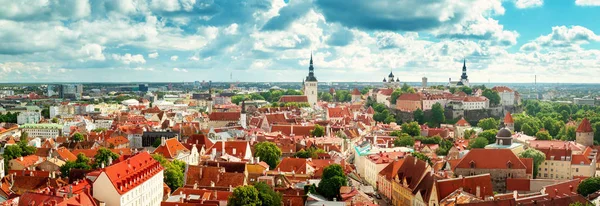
576;118;593;146
304;54;318;107
459;59;470;87
240;100;247;129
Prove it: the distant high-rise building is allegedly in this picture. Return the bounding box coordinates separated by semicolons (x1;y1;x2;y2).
303;53;318;107
422;77;428;88
58;84;83;100
139;84;149;92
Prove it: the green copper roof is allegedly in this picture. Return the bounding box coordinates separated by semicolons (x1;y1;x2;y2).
20;123;63;130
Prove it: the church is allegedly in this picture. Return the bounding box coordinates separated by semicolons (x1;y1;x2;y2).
303;54;318;106
382;70;400;88
448;59;470;87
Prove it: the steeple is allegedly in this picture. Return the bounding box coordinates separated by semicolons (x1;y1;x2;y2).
241;100;246;114
306;53;317;82
461;59;468;80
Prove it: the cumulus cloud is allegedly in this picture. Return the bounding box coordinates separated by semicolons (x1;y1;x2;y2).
514;0;543;9
112;53;146;64
170;55;179;61
531;25;600;49
148;52;159;58
172;67;188;72
575;0;600;6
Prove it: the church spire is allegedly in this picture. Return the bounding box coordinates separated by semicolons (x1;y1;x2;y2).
310;52;313;66
461;59;468;80
306;53;317;81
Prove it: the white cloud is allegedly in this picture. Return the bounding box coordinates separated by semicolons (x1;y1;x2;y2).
172;67;188;72
515;0;543;9
575;0;600;6
112;53;146;64
148;52;159;58
188;55;200;61
133;67;155;71
170;55;179;61
532;25;600;49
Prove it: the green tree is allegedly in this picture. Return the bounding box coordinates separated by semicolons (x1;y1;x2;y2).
92;148;119;169
558;126;577;141
519;148;546;179
228;185;262;206
535;130;552;140
51;117;59;123
384;115;395;124
594;122;600;144
317;164;347;200
254;142;282;169
390;89;402;104
18;141;36;156
431;103;445;127
72;133;85;142
477;118;500;130
463;129;476;139
413;108;425;124
394;133;415;147
60;153;92;178
411;152;432;165
320;92;333;102
521;123;537;136
311;124;325;137
401;121;421;136
152;154;185;191
482;89;500;106
577;177;600;197
478;129;498;144
468;137;489;149
232;95;249;104
459;86;473;95
255;182;282;206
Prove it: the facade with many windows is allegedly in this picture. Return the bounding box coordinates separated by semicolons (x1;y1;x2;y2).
20;123;63;139
92;152;164;206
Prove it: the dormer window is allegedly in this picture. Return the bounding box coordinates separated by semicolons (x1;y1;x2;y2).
469;160;476;168
506;161;513;169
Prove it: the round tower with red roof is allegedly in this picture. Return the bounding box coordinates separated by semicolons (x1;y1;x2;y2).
504;112;514;131
576;118;593;146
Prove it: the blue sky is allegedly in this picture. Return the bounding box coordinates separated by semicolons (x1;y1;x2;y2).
1;0;600;83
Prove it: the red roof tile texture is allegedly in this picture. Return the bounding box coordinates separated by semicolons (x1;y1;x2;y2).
504;112;514;124
278;95;308;103
102;152;164;195
576;118;593;133
153;138;190;159
209;112;241;121
456;149;527;170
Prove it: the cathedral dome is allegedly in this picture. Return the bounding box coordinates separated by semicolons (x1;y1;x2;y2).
496;128;512;138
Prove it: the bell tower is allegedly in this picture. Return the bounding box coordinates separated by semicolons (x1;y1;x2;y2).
304;53;318;107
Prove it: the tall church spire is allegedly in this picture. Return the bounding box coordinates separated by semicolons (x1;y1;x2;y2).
461;59;468;80
306;53;317;81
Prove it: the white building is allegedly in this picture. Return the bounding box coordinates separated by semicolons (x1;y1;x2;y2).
94;118;114;129
574;97;595;106
303;54;318;107
20;123;63;139
91;152;164;206
17;111;41;124
422;95;447;111
492;86;519;106
462;96;489;110
50;104;95;118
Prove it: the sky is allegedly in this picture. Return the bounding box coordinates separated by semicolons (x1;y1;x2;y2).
1;0;600;83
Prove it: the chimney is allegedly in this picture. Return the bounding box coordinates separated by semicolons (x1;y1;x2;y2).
232;148;237;155
161;137;166;146
108;156;113;165
20;156;23;161
210;181;215;187
256;156;260;163
221;141;226;154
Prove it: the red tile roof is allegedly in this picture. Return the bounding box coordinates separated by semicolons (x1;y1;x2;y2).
185;165;246;188
397;93;422;101
278;95;308;103
576;118;593;133
437;174;494;200
492;86;514;93
378;159;405;180
106;136;129;147
265;113;288;125
378;88;394;96
455;118;470;126
456;149;527;170
55;147;77;162
206;141;250;160
271;125;315;137
101;152;163;195
208;112;241;121
366;106;375;114
504;112;514;124
571;147;594;165
544;179;581;198
520;158;533;175
153;138;190;159
275;158;309;174
352;88;361;95
12;155;43;168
